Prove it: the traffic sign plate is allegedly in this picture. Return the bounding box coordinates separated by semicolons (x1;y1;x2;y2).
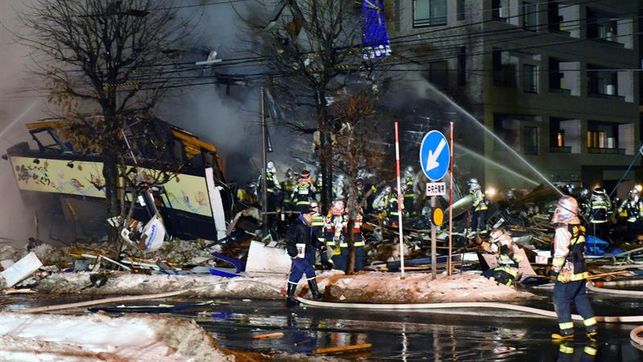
426;182;446;196
419;130;450;181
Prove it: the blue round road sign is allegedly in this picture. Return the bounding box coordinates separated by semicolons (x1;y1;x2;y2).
419;130;450;181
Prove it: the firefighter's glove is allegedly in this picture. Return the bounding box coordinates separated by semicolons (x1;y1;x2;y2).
320;245;328;252
549;269;559;281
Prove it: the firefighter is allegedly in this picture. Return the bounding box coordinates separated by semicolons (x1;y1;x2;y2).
258;161;281;229
372;185;391;216
292;169;316;213
387;186;401;225
402;166;416;216
310;201;333;270
618;187;643;242
325;200;347;271
281;168;297;211
339;207;366;272
285;207;325;307
313;171;323;202
355;178;367;208
550;196;597;341
588;186;611;242
563;183;576;197
483;227;521;286
468;178;489;236
578;188;590;217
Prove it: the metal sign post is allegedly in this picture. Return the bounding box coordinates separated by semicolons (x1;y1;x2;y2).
420;130;450;280
448;122;454;276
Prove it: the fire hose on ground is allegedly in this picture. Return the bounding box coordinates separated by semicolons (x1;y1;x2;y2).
295;297;643;323
631;325;643;351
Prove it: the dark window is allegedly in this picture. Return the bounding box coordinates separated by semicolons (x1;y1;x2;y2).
457;0;465;21
493;115;520;151
549;58;562;90
522;1;538;31
587;9;618;42
523;127;539;155
413;0;447;27
457;47;466;86
428;61;448;88
492;48;516;87
587;66;618;96
492;0;509;22
523;64;538;93
547;1;562;32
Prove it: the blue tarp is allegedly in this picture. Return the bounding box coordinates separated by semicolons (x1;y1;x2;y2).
585;235;610;256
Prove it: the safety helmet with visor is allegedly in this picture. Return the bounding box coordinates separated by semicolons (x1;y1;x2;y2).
551;196;581;224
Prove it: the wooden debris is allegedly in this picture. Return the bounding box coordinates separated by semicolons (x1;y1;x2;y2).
3;288;36;295
251;332;284;340
313;343;373;355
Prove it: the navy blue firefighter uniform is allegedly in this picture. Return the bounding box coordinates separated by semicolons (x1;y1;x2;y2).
286;211;324;306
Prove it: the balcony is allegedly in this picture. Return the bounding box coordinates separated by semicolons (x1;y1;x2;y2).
587;148;625;155
549;146;572;153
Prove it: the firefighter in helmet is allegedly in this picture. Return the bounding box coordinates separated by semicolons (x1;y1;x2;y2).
468;178;489;236
550;196;597;341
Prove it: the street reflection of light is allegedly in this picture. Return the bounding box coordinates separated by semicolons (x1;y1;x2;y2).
401;322;408;362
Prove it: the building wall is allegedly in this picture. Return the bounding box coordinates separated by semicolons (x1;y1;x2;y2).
389;0;641;192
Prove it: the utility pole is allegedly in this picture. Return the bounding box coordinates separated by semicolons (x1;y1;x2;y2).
260;87;268;235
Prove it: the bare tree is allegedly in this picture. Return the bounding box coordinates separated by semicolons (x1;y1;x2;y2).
19;0;194;239
251;0;372;211
332;89;388;274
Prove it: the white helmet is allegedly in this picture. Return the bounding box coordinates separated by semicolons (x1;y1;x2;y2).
551;196;580;224
468;178;480;191
309;200;320;211
266;161;275;172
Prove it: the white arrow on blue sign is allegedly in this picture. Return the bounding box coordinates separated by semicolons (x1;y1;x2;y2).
419;130;450;182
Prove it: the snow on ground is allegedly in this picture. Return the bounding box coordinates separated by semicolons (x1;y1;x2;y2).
0;312;233;361
30;270;534;304
320;272;536;303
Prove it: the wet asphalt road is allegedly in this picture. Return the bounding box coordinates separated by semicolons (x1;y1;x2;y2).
4;288;643;361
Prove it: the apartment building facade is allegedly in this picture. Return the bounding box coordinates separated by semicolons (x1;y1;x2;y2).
387;0;641;194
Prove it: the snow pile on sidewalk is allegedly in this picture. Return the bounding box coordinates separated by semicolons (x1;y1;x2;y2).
0;312;233;361
320;272;535;303
32;271;533;304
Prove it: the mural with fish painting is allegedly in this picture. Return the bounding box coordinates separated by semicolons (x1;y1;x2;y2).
9;156;213;217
